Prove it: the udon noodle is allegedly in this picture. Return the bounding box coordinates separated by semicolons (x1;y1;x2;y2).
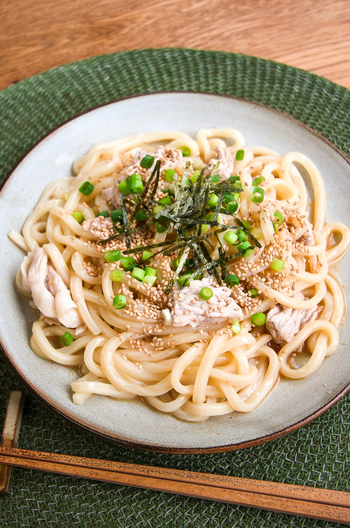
9;128;350;422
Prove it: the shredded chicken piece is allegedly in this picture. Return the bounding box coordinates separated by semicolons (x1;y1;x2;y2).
130;146;182;175
266;302;322;346
101;185;121;210
207;146;234;180
20;247;82;328
172;278;243;328
82;216;114;240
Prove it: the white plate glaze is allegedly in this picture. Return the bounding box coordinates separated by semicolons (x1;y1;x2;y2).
1;93;349;453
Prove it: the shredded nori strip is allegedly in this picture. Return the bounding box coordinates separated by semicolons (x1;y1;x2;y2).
120;194;130;249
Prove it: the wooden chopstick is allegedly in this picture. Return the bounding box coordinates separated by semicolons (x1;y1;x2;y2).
0;446;349;525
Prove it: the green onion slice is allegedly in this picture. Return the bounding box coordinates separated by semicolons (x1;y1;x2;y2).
273;211;283;227
142;250;153;261
225;274;239;286
110;270;124;282
164;168;176;182
111;209;123;223
235;150;245;161
60;332;73;347
72;211;84;224
113;294;127;309
230;321;241;335
120;256;136;270
79;182;94;196
251;186;265;203
249;288;259;297
128;173;144;194
226;200;238;213
143;275;157;285
180;146;191;157
251;312;267;326
95;210;108;218
199;287;213;300
131;267;146;281
208;194;219;207
145;266;157;277
223;230;238;245
118;179;129;195
140;155;155;169
270;258;285;272
252;176;265;186
104;250;122;263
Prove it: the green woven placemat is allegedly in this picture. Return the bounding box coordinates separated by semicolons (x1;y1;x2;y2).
1;48;350;528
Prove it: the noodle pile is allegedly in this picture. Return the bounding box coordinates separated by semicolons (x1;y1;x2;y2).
9;129;350;422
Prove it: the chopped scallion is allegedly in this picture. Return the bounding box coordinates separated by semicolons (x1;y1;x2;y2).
145;266;157;276
225;274;239;286
156;222;168;233
236;229;247;242
95;210;108;218
79;182;94;195
111;209;123;223
110;269;124;282
180;146;191;157
104;250;122;263
223;193;235;205
241;220;251;229
226;200;238;213
274;211;283;227
153;205;164;216
60;332;73;347
128;173;144;194
177;273;193;287
164;168;176;182
191;170;200;183
251;312;267;326
228;176;241;185
237;241;251;251
235;150;244;161
118;179;129;195
270;258;285;272
243;248;254;257
211;174;220;184
159;196;172;206
120;256;136;270
113;294;127;309
253;176;265;186
143;274;157;286
251;186;265;203
142;250;153;261
230;321;241;335
131;267;146;281
140;155;155;169
72;211;84;224
208;194;219;207
223;230;238;245
249;288;259;298
136;210;148;221
199;287;213;300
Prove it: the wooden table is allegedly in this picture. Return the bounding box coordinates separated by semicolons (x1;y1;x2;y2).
1;0;350;92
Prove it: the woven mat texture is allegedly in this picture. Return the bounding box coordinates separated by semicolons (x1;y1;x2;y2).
0;48;350;528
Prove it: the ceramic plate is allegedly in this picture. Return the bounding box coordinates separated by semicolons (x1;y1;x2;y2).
1;93;349;453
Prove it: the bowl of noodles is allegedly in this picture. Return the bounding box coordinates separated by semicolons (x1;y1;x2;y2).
1;92;350;453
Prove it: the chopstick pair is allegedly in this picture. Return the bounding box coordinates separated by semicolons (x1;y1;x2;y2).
0;392;349;525
0;445;349;524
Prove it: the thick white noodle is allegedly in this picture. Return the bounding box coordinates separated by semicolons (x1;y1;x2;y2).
12;129;350;422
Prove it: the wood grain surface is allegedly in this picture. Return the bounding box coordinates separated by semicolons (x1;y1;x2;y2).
1;0;350;91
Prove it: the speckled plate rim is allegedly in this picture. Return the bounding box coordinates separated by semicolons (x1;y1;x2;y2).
1;91;350;454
